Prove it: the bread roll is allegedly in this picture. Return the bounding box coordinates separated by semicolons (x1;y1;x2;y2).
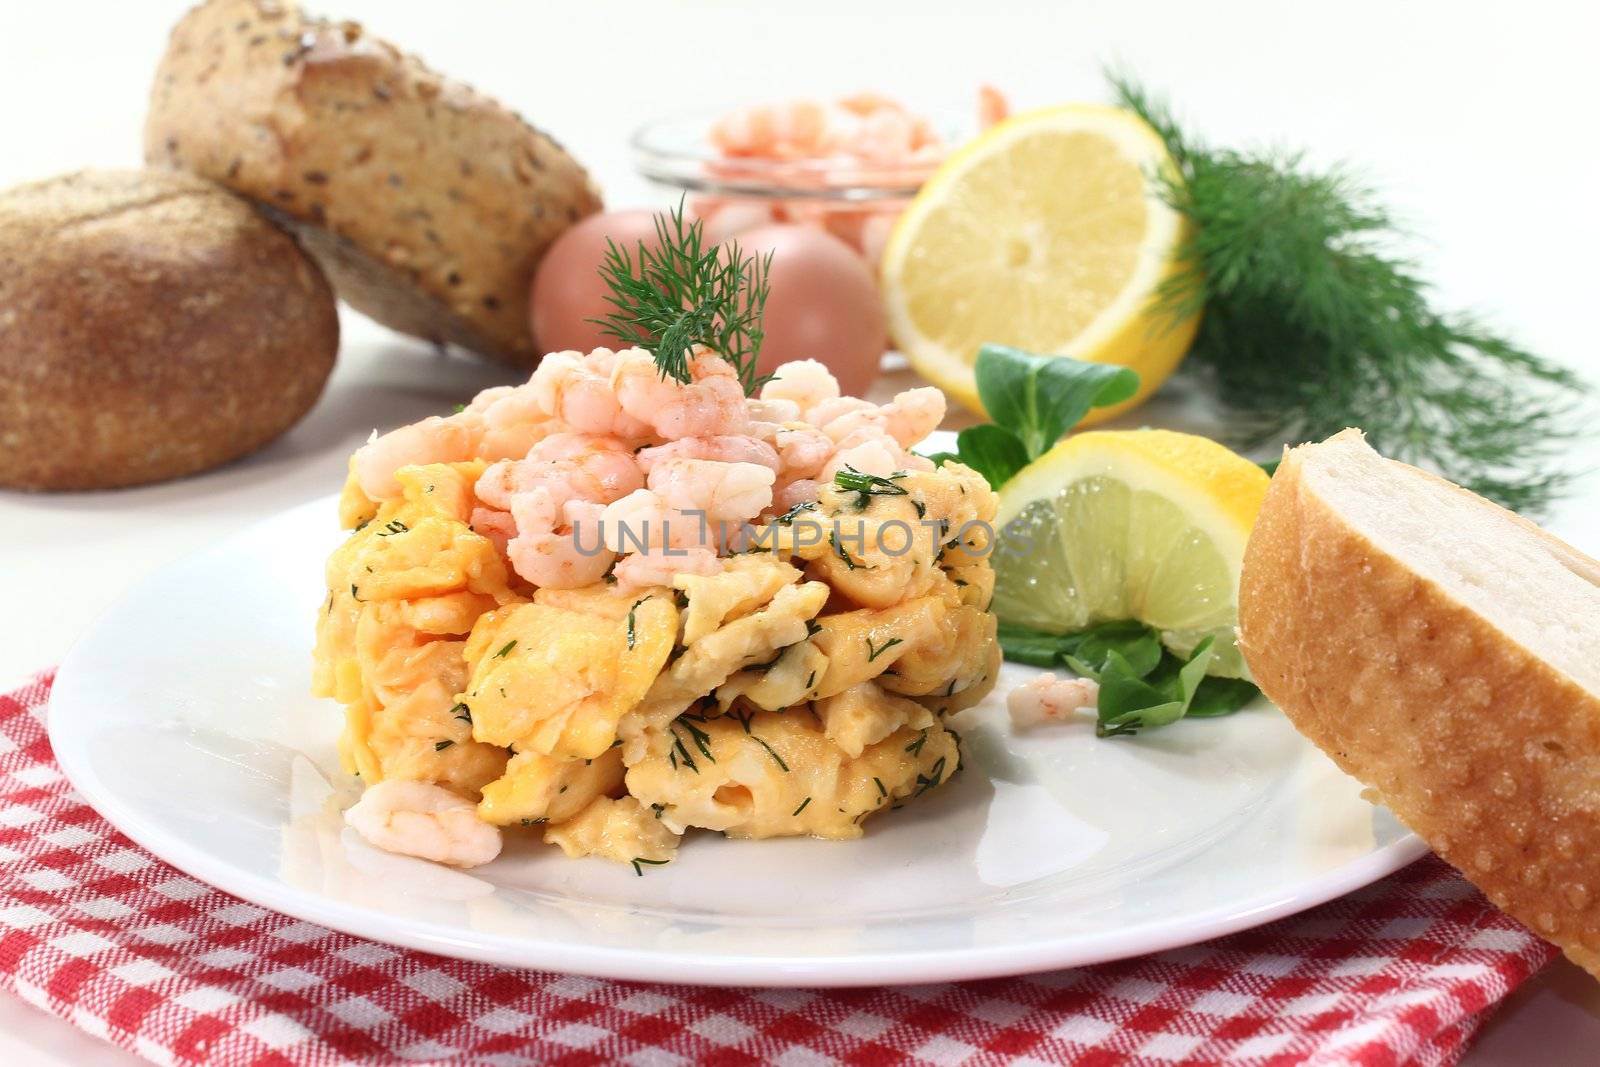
144;0;603;366
1239;429;1600;974
0;169;338;491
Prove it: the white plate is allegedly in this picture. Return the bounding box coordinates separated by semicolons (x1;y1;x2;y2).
49;495;1424;987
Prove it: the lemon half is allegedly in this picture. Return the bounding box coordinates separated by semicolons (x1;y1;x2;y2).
881;104;1198;424
990;430;1268;678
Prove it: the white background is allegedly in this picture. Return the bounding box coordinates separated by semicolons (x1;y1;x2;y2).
2;0;1598;1062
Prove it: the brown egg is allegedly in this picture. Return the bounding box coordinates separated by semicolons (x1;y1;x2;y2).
735;224;886;397
529;210;663;354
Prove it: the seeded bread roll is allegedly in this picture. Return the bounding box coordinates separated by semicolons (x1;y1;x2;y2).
144;0;602;366
1239;429;1600;976
0;169;337;491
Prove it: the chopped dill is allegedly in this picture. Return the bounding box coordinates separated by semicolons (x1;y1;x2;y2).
829;530;858;570
751;734;790;772
913;757;947;798
775;499;818;526
833;465;909;510
626;597;648;650
866;636;903;663
434;740;454;751
791;797;812;816
631;857;670;876
676;715;717;763
492;640;517;659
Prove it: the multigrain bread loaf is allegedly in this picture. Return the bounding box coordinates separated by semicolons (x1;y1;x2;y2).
145;0;602;366
1239;429;1600;975
0;169;338;491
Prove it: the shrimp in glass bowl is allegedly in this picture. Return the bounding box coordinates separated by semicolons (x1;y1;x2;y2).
632;88;1009;267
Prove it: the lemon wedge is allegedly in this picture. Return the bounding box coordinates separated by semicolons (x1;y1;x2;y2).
990;429;1269;678
881;104;1198;424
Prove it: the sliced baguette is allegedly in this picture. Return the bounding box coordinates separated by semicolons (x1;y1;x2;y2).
1240;429;1600;974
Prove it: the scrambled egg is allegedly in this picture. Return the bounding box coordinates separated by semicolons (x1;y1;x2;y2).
314;457;999;868
460;594;677;759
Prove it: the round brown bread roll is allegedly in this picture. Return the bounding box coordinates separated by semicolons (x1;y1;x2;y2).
0;169;338;491
144;0;603;367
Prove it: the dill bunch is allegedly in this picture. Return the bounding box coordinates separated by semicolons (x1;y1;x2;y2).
593;200;773;395
1110;74;1586;514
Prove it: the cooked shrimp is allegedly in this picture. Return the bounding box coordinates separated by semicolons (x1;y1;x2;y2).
978;84;1010;129
770;425;836;481
469;506;517;555
612;546;723;591
600;488;716;553
761;359;840;413
710;99;835;159
475;434;642;512
480;435;641;588
636;436;782;477
843;107;917;166
825;436;904;479
476;384;565;460
880;387;945;448
805;387;943;455
532;349;654;439
353;415;482;500
804;396;880;442
648;459;775;523
613;348;750;440
746;398;801;424
1007;674;1100;730
772;478;821;515
599;488;725;590
506;489;616;589
345;779;503;868
352;374;571;500
824;424;937;479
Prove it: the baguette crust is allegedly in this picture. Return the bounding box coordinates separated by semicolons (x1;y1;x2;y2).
145;0;602;365
0;169;337;491
1240;433;1600;974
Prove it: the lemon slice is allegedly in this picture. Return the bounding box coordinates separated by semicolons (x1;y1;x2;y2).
881;104;1198;424
990;430;1269;678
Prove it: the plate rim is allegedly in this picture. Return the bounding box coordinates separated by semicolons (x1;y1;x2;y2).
46;494;1430;988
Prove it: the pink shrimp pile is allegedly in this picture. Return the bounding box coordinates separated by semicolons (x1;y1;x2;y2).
694;88;1009;265
351;348;945;593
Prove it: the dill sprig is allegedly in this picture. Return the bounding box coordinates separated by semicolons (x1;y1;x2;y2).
1110;73;1586;514
592;199;774;396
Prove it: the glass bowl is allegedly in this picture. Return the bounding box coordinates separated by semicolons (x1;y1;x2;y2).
631;109;969;263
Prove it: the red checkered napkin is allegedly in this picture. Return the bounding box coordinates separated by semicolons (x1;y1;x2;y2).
0;672;1556;1066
